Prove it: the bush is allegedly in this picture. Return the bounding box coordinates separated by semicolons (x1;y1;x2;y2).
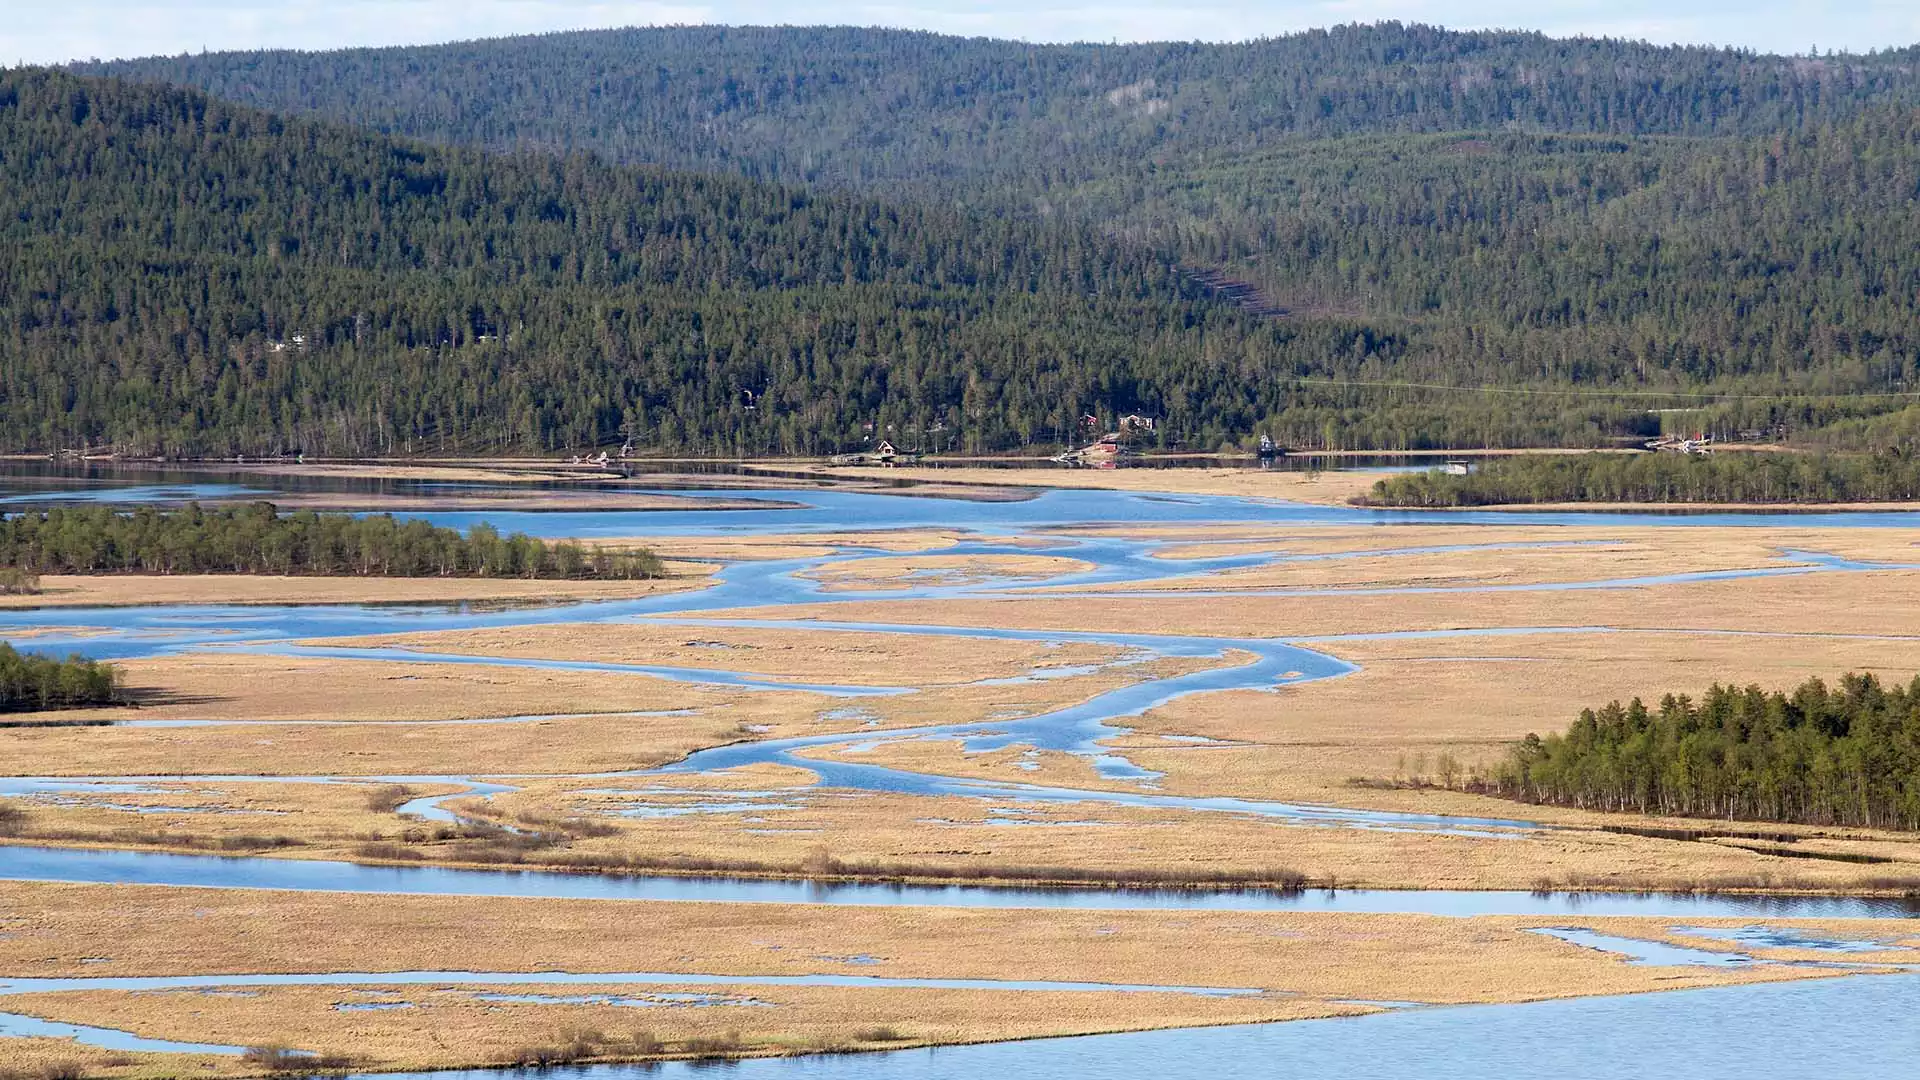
241;1046;309;1071
363;785;415;813
681;1031;743;1059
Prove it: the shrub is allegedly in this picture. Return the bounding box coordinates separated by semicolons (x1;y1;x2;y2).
363;785;415;813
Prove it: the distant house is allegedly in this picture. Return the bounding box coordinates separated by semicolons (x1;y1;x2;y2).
1120;414;1157;433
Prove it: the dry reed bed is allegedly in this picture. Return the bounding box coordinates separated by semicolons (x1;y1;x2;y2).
2;881;1910;1073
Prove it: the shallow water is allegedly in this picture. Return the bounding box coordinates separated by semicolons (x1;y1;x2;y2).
6;845;1917;918
355;972;1920;1080
0;1008;248;1054
9;479;1920;1070
1529;928;1758;966
0;969;1262;998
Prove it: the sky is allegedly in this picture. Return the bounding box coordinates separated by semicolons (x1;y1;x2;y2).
4;0;1917;66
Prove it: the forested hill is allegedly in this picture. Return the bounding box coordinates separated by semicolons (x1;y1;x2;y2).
75;24;1920;196
0;69;1308;457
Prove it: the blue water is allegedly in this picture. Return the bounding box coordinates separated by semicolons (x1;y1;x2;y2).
1671;925;1905;953
0;1008;248;1054
1529;928;1758;966
388;487;1920;536
0;969;1262;998
10;479;1920;1070
5;846;1916;918
356;972;1920;1080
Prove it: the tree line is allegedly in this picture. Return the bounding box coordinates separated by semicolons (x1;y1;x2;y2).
0;644;118;712
1359;451;1920;506
8;65;1920;457
78;24;1920;197
1494;674;1920;830
0;503;663;579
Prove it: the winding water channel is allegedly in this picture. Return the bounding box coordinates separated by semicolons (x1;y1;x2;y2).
5;476;1920;1072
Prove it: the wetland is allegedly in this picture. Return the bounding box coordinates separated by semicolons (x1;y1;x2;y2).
3;463;1920;1075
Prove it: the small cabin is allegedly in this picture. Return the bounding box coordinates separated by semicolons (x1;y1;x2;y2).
1442;459;1472;476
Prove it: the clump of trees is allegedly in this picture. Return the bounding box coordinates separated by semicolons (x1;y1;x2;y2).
0;643;119;711
0;568;37;594
1360;451;1920;507
0;503;663;579
1495;673;1920;829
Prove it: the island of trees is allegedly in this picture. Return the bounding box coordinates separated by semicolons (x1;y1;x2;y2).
1359;452;1920;507
0;644;119;712
0;503;663;579
1493;674;1920;830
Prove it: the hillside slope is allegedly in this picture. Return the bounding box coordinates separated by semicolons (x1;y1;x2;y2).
0;69;1310;456
78;24;1920;196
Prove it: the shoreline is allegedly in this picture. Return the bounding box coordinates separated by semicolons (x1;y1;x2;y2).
2;835;1916;899
12;455;1920;514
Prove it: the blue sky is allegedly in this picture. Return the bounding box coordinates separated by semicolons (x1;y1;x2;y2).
5;1;1915;65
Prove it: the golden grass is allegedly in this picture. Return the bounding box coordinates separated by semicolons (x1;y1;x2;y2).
770;465;1384;506
1;881;1906;1072
800;553;1094;592
626;530;987;561
311;620;1124;687
14;517;1920;1071
739;563;1920;640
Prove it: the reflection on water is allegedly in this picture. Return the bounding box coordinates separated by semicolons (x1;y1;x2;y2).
1529;928;1757;966
4;846;1917;918
0;969;1263;998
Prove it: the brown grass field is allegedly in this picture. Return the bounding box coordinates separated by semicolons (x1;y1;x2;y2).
9;479;1920;1071
0;881;1913;1075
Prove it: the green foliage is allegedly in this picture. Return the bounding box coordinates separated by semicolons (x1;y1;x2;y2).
1065;120;1920;397
21;26;1920;455
1497;674;1920;829
77;24;1920;194
0;68;1318;457
1360;452;1920;506
0;643;118;712
0;568;38;595
0;502;663;579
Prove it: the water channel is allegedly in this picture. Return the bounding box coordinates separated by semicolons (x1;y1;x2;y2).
3;471;1919;1072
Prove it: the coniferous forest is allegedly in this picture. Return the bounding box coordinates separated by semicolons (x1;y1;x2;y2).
1496;674;1920;830
0;23;1914;456
0;504;664;579
1361;451;1920;506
